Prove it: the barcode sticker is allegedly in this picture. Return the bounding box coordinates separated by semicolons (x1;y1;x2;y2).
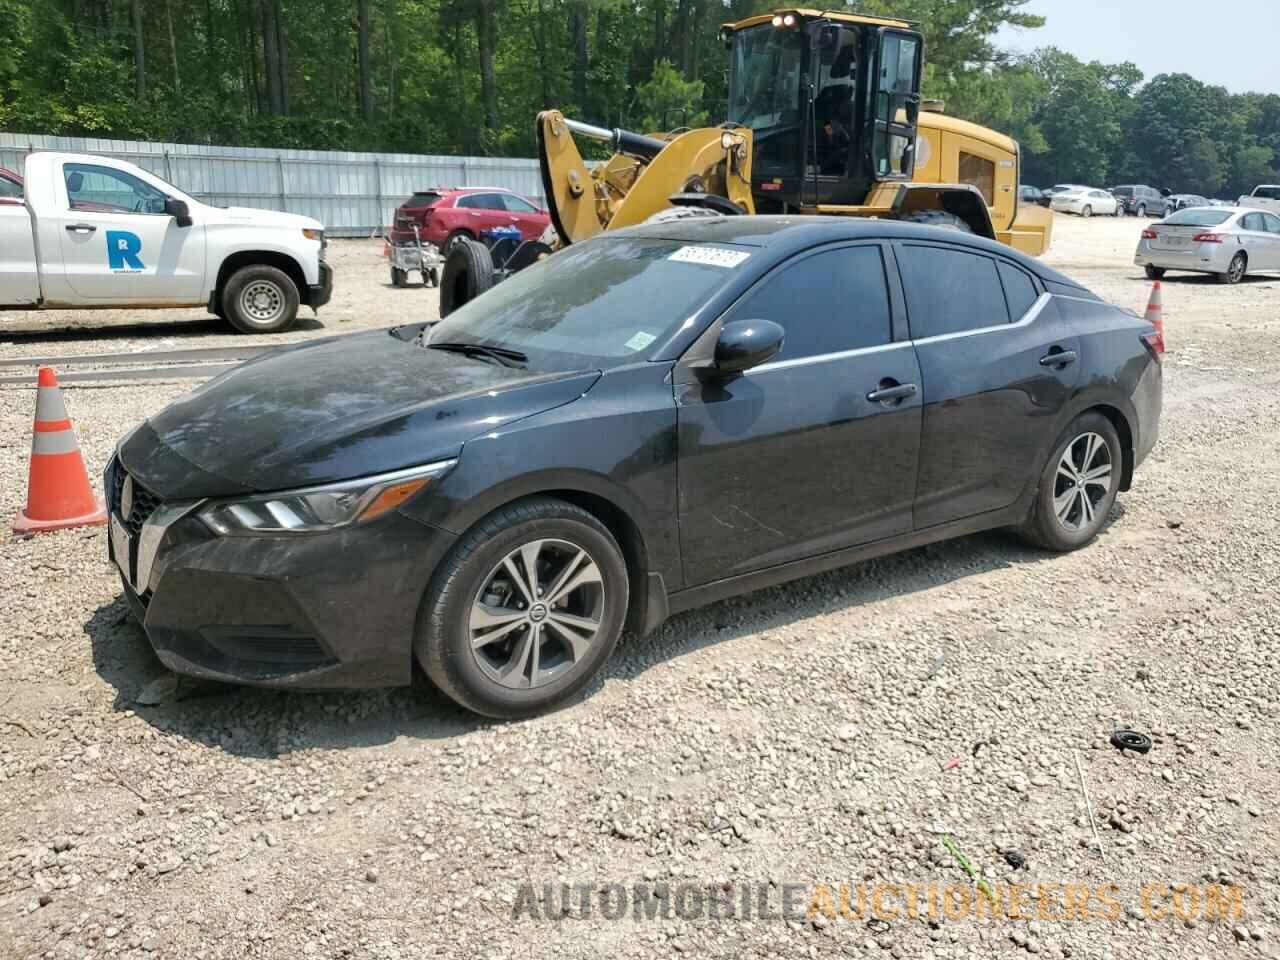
624;331;658;352
668;246;751;268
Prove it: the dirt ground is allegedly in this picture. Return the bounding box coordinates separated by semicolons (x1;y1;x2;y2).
1;215;1278;960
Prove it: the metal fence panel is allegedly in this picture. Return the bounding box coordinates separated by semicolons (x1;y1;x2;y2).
0;132;550;236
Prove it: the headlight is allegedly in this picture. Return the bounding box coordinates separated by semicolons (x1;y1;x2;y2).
302;228;323;241
198;460;455;536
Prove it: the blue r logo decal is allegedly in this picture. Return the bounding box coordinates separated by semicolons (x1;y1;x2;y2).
106;231;144;270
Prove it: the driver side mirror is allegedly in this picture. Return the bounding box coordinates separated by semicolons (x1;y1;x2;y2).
165;197;192;228
698;319;785;378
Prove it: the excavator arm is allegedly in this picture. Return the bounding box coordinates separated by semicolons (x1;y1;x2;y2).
536;110;755;246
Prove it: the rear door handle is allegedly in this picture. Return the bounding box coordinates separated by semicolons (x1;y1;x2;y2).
1040;349;1078;367
65;223;97;234
867;382;918;404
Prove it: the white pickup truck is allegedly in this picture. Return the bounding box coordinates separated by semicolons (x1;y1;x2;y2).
1238;185;1280;214
0;152;332;333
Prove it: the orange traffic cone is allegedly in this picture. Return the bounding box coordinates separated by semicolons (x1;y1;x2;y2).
382;239;390;258
12;367;107;536
1144;281;1166;353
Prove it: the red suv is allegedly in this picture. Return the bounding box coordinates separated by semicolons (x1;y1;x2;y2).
390;187;550;250
0;167;23;205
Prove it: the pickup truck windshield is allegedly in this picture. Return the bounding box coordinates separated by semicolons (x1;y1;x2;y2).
427;238;750;371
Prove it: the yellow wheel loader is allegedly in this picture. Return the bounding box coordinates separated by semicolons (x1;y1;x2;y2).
439;7;1052;315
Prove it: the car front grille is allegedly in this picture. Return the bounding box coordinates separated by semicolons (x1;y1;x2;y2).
108;458;163;536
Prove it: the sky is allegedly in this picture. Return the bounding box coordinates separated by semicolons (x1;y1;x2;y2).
994;0;1280;95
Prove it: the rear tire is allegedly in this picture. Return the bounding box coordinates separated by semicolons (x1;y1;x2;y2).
439;238;495;317
1144;265;1166;280
443;230;473;254
1082;205;1093;219
1217;252;1247;285
898;209;974;233
415;497;629;719
390;266;406;287
221;265;300;334
1019;412;1122;552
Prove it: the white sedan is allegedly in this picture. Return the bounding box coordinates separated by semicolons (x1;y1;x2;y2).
1050;187;1120;218
1134;206;1280;284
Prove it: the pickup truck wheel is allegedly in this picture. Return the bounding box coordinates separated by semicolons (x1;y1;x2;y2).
223;265;300;334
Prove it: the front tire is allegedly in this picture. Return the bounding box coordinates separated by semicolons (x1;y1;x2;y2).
1144;265;1166;280
1137;204;1147;218
222;265;300;334
1019;413;1121;552
1217;252;1247;285
415;498;629;719
390;265;407;287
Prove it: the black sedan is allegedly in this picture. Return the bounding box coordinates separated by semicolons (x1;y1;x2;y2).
106;217;1163;718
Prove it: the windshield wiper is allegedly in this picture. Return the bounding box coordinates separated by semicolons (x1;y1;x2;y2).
425;341;527;368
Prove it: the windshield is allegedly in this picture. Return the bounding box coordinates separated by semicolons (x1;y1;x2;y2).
729;26;805;132
427;238;750;370
1165;209;1233;227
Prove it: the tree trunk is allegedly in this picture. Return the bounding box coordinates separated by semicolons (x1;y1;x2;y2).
260;0;283;115
675;0;691;75
652;2;664;71
535;0;550;108
475;0;498;140
131;0;146;98
165;0;180;91
385;0;398;116
274;0;289;114
205;0;219;88
570;1;588;114
357;0;372;120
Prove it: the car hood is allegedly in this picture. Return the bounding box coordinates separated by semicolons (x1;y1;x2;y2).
118;328;601;500
203;204;323;232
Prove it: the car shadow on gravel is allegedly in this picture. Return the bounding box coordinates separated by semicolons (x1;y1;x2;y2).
84;597;488;759
84;510;1126;751
612;510;1129;678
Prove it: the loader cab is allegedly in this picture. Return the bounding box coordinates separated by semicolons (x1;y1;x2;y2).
726;11;922;211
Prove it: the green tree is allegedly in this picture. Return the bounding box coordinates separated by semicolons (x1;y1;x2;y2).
635;58;706;131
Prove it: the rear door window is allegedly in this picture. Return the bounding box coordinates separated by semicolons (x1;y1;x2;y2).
727;245;892;361
897;244;1010;339
1242;213;1267;232
458;193;504;210
997;262;1039;320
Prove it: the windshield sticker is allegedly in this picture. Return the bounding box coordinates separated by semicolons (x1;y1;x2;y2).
668;246;751;269
624;331;658;352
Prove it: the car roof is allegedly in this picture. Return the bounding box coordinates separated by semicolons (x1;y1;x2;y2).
607;215;1084;287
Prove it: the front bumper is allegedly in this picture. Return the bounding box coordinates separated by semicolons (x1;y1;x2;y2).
304;262;334;309
105;459;456;689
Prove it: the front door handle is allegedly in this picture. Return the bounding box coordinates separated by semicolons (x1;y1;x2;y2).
867;382;918;404
1039;349;1078;368
65;223;97;234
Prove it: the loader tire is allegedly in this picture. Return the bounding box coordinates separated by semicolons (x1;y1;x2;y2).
440;238;495;318
899;209;974;233
643;205;725;224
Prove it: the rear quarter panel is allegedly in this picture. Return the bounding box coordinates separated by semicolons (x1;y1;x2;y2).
1051;294;1161;480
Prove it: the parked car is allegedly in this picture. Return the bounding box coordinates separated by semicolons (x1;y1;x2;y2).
1019;185;1050;207
1050;186;1120;217
1134;206;1280;284
1238;184;1280;213
106;216;1162;718
390;187;550;251
1167;194;1209;214
1043;184;1082;198
0;152;331;333
0;167;22;204
1112;185;1171;218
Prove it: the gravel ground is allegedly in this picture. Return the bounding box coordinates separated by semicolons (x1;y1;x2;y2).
1;214;1278;959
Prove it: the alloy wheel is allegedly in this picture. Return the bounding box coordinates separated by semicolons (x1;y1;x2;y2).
1229;254;1246;284
239;280;286;326
468;538;605;689
1053;432;1113;533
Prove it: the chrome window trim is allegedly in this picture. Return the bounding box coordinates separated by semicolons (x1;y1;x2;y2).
910;291;1052;347
749;340;912;374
